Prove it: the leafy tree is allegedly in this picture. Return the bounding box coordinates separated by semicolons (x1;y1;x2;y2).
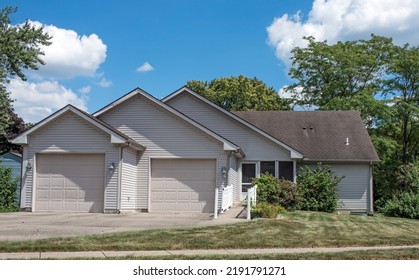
286;35;393;127
0;108;25;153
187;75;291;111
0;6;51;137
0;161;19;212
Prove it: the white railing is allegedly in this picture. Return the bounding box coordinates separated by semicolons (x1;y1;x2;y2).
221;184;233;213
247;185;257;220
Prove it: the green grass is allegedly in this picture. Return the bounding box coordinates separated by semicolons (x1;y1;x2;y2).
68;248;419;260
1;211;418;253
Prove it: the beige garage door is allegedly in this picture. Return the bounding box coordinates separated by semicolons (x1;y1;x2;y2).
36;154;105;213
151;159;216;213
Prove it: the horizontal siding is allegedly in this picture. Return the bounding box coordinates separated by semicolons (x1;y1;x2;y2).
229;156;238;202
166;92;291;160
99;95;227;211
23;111;120;212
121;148;137;210
297;163;369;211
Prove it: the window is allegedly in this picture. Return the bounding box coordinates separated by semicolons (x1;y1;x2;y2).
278;161;293;181
260;161;275;176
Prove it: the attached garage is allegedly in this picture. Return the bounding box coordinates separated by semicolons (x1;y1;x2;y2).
150;159;216;213
36;154;105;213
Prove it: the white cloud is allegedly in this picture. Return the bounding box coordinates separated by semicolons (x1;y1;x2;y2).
28;21;107;79
136;62;154;73
97;78;112;88
267;0;419;66
8;78;87;123
78;85;91;94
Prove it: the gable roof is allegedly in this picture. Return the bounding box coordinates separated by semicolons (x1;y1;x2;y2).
163;87;304;159
234;111;380;163
12;105;145;151
93;87;244;155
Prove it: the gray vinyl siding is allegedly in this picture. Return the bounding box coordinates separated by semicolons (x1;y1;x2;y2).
98;94;227;210
22;111;119;211
166;93;291;161
297;163;370;211
228;155;238;201
121;148;138;210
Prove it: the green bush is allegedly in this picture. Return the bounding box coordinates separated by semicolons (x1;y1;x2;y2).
251;202;286;219
0;164;19;212
253;172;300;210
297;163;341;213
381;192;419;219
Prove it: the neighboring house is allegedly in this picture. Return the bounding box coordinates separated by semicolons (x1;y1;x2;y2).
12;87;379;214
0;151;22;204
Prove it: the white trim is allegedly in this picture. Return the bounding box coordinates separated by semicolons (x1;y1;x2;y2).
163;87;304;159
11;105;143;149
293;160;297;183
31;154;37;212
93;88;240;153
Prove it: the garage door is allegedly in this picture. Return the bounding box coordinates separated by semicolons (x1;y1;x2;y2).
36;154;105;212
150;159;216;213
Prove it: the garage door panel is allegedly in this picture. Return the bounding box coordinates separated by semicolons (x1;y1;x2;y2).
151;159;215;213
36;154;104;213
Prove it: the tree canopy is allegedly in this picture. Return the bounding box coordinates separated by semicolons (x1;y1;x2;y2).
0;6;51;140
286;34;418;209
187;75;291;111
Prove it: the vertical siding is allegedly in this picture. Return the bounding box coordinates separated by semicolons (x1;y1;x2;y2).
297;163;369;211
121;148;138;210
99;95;227;210
23;111;120;212
166;92;291;160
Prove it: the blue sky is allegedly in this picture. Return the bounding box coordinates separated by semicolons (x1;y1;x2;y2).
4;0;419;123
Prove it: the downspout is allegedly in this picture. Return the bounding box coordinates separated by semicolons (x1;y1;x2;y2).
369;162;374;214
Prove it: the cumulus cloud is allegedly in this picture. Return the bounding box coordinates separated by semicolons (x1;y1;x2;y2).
97;78;112;88
78;85;91;94
28;21;107;79
267;0;419;66
136;62;154;73
8;79;87;123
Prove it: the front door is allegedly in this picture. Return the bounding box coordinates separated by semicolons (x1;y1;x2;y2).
241;162;256;200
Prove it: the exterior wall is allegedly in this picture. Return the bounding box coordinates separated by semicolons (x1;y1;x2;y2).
21;111;120;212
98;95;227;211
120;148;138;210
297;163;370;211
166;93;291;160
228;155;238;201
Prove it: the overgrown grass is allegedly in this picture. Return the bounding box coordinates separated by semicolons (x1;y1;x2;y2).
1;211;418;253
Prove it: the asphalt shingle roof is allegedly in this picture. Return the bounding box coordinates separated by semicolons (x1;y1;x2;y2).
234;110;380;162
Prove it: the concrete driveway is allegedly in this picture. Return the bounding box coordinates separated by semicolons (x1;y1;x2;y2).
0;205;247;241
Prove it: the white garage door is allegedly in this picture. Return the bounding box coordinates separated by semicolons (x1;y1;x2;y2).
151;159;216;213
36;154;105;213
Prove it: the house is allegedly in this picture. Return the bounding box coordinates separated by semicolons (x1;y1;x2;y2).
12;87;379;214
0;151;22;204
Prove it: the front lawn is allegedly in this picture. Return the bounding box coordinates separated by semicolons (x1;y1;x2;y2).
0;211;418;252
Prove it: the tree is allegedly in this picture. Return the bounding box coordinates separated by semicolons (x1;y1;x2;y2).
0;6;51;137
0;108;25;153
286;35;393;127
187;75;291;111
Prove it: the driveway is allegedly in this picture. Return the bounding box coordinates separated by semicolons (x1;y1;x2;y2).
0;205;247;241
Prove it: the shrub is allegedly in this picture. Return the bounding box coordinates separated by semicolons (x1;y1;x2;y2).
251;202;286;219
297;163;341;213
253;172;300;210
0;163;19;212
381;192;419;219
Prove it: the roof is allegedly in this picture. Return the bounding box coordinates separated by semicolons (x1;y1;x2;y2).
12;105;145;151
234;110;380;163
163;87;304;159
93;87;244;155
